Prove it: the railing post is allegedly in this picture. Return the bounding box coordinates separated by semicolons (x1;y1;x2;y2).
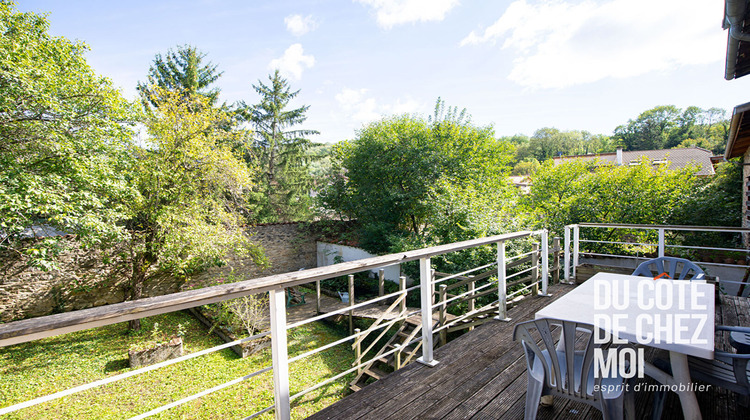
417;257;438;367
495;240;510;321
532;243;540;295
541;230;550;296
348;274;355;336
573;225;580;281
553;237;561;284
354;328;362;374
564;225;571;282
399;276;406;314
315;280;321;314
468;279;476;331
658;228;665;258
438;284;447;347
269;288;290;420
378;269;385;305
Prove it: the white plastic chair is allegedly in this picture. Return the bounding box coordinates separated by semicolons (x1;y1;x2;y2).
632;257;705;281
513;318;636;420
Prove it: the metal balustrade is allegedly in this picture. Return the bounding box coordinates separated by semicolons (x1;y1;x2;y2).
0;229;552;419
563;223;750;286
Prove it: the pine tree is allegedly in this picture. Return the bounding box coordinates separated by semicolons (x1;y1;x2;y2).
242;70;319;222
137;45;222;108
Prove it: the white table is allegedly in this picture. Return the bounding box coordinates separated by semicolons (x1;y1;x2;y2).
536;272;715;420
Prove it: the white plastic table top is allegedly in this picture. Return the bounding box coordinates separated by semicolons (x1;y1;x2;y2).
535;272;715;359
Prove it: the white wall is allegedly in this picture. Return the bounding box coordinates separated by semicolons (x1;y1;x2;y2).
316;242;401;284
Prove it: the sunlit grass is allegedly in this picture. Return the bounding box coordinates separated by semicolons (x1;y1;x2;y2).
0;311;354;419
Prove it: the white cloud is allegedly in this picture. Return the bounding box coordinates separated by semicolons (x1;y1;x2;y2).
335;88;420;123
460;0;724;89
268;44;315;80
284;14;318;36
355;0;460;29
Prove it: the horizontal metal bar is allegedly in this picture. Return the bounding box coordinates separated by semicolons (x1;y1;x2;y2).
507;281;540;298
577;223;750;233
433;262;497;285
242;405;275;420
579;239;657;247
0;331;270;416
507;275;534;288
129;366;273;420
291;331;425;401
433;301;498;333
506;266;534;280
582;252;645;260
665;244;750;253
285;286;418;330
506;250;536;261
0;230;539;347
289;309;420;364
439;281;495;307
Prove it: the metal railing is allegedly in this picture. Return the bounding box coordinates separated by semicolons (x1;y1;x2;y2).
0;229;551;420
563;223;750;284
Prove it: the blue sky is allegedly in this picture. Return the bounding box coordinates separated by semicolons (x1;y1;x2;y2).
19;0;750;143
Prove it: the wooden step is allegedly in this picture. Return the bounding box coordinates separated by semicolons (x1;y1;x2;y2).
363;367;387;380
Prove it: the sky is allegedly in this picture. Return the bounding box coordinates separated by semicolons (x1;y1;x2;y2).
18;0;750;143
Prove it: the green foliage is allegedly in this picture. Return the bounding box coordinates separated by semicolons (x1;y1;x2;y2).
0;1;135;259
0;312;353;419
123;89;267;323
511;158;540;176
522;158;701;236
670;159;742;228
137;45;223;108
241;70;319;222
514;128;616;161
320;99;516;254
613;105;729;153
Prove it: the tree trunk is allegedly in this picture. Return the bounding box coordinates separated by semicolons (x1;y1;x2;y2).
128;261;146;331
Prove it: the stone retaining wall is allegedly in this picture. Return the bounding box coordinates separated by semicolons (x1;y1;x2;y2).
0;222;323;322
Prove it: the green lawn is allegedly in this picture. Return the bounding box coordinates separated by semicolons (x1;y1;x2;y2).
0;311;354;419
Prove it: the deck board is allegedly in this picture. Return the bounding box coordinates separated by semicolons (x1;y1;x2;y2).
306;284;750;420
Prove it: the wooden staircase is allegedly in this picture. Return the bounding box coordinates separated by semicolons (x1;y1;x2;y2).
349;318;423;391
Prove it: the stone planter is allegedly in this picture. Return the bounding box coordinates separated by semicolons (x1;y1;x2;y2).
129;337;183;368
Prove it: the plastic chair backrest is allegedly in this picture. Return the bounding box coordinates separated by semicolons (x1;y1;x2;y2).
632;257;705;280
514;318;613;398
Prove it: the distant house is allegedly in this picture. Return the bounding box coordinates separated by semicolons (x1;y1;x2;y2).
724;102;750;235
722;0;750;238
551;147;717;176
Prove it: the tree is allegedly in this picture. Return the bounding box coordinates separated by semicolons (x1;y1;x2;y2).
241;70;319;222
522;159;700;236
137;45;223;108
613;105;681;150
320;100;515;253
0;1;134;265
519;128;615;161
613;105;730;153
124;88;265;329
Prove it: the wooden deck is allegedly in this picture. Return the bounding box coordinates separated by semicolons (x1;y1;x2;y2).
306;282;750;420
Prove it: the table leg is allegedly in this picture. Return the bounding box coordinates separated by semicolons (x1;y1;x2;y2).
643;353;702;420
669;352;702;420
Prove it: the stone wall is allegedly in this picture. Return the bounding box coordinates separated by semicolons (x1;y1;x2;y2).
0;222;321;322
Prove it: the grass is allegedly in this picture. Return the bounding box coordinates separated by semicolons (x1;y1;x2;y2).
0;311;355;419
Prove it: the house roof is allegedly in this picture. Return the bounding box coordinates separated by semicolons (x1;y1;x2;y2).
725;101;750;159
552;147;716;176
723;0;750;80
